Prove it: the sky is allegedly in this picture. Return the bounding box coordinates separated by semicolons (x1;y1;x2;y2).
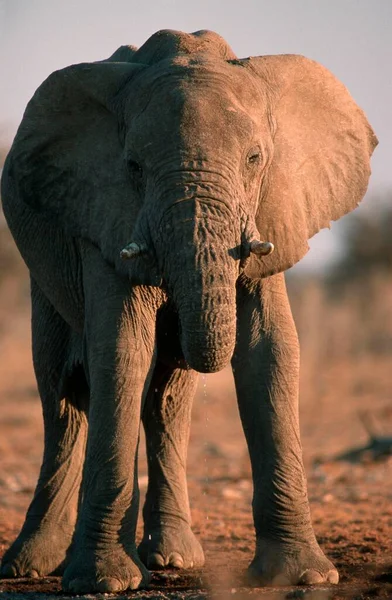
0;0;391;272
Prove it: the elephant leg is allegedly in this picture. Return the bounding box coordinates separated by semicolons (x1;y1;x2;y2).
232;273;339;586
62;242;159;594
138;363;204;570
0;279;88;578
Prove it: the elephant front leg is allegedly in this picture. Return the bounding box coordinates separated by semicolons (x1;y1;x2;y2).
138;363;204;570
62;245;158;594
232;274;338;587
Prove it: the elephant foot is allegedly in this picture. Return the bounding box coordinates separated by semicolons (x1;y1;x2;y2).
247;538;339;586
138;521;205;570
62;546;150;593
0;525;73;578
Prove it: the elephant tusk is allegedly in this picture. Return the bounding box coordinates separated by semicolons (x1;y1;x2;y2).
249;239;275;256
120;242;148;259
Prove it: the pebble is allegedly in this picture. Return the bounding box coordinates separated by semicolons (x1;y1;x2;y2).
322;493;335;503
222;488;243;500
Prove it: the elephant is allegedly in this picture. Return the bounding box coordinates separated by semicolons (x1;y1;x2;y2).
0;29;377;593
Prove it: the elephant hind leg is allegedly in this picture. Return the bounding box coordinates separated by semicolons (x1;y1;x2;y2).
0;280;88;579
138;362;204;570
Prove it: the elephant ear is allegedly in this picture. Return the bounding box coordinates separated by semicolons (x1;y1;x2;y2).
7;58;158;282
243;54;378;279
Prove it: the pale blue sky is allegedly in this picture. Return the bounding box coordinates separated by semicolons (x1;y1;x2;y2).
0;0;390;271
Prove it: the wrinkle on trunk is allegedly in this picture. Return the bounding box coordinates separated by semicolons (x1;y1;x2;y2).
154;196;239;373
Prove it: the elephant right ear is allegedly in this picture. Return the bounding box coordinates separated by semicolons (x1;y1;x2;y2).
242;54;378;279
8;59;148;276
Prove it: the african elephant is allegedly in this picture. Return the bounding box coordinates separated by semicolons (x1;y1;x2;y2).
0;29;377;593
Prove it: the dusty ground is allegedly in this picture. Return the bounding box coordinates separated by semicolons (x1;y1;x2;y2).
0;277;391;600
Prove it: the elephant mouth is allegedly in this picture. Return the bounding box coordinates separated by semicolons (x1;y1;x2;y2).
156;303;188;369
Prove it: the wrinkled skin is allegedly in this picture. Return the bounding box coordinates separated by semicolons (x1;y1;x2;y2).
0;30;377;592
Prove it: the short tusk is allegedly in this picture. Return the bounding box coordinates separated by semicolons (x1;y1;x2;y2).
120;242;148;259
249;239;275;256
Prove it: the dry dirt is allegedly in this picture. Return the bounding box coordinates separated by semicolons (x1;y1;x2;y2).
0;279;391;600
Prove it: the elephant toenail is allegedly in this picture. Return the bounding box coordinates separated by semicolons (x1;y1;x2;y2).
326;569;339;584
96;577;123;592
298;569;324;584
0;564;18;578
26;569;39;579
168;552;184;568
147;552;165;568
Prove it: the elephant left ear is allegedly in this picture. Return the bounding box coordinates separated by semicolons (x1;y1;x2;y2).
243;54;378;279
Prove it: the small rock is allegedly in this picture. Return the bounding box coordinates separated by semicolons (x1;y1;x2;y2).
222;488;243;500
322;493;334;503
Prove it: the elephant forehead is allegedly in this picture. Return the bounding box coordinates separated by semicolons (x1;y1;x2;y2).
127;91;256;155
128;57;262;113
125;61;263;148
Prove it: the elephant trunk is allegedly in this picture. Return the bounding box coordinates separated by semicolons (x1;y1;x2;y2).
157;197;239;373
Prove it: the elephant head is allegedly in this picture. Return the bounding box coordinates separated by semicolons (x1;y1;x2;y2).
5;29;377;373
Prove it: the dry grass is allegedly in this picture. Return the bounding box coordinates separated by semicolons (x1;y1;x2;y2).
288;273;392;408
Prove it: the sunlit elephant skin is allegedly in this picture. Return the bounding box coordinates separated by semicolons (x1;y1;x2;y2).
0;29;377;593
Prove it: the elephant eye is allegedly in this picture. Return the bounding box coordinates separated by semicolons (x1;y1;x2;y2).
246;148;262;167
